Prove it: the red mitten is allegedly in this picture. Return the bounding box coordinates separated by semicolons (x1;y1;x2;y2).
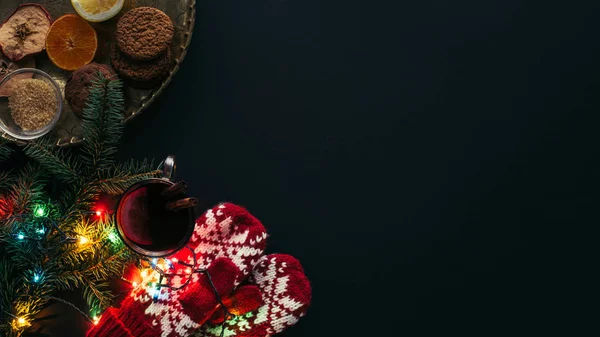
198;254;312;337
88;204;268;337
88;258;240;337
171;203;268;287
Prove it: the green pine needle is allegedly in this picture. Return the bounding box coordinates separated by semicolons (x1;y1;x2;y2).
23;137;81;183
0;138;11;161
95;159;162;195
81;73;125;172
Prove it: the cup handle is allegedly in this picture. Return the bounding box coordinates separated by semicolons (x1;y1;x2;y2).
162;155;176;180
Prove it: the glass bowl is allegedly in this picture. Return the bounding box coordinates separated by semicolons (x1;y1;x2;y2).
0;68;63;141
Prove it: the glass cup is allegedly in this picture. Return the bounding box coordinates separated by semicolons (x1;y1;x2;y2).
115;156;195;258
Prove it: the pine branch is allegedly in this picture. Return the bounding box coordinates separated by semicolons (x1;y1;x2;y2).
0;170;14;190
1;164;46;218
23;137;81;183
81;74;125;173
82;280;113;315
95;159;161;195
0;138;11;161
59;182;99;224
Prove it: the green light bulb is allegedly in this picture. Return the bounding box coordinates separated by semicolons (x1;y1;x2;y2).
33;205;47;217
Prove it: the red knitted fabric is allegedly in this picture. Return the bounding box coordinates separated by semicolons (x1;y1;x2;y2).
170;203;268;287
197;254;312;337
87;258;241;337
207;285;263;325
87;307;150;337
178;258;240;326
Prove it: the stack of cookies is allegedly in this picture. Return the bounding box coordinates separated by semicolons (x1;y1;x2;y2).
111;7;174;86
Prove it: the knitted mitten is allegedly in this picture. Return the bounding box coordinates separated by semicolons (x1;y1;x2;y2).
87;258;241;337
171;203;268;287
198;254;312;337
138;203;268;337
88;204;268;337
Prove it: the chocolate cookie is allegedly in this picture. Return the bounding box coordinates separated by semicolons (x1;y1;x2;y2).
115;7;174;61
65;63;116;117
111;46;171;84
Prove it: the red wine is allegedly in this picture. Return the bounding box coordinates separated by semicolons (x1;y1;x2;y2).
117;180;192;254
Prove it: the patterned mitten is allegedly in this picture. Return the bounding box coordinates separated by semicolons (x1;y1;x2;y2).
88;203;268;337
171;203;268;287
199;254;312;337
88;258;241;337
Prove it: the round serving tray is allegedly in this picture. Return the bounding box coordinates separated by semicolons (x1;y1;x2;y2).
0;0;195;146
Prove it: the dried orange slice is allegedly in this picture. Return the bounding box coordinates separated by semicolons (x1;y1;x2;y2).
46;14;98;71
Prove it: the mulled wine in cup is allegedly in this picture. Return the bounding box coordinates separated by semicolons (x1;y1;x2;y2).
116;156;195;258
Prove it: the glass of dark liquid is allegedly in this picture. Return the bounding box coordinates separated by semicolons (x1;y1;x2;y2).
116;156;195;258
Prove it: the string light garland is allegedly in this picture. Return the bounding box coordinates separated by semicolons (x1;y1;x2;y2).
0;207;136;332
1;209;235;337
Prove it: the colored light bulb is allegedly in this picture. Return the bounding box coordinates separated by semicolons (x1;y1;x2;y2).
33;205;47;217
107;232;119;243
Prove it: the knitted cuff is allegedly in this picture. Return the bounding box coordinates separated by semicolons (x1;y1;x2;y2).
86;303;156;337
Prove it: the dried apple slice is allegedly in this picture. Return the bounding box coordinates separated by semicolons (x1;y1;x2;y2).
0;51;35;97
0;4;52;61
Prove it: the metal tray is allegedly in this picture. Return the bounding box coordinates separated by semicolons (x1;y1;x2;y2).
0;0;196;146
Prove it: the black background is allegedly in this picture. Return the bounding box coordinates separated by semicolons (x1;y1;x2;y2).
16;0;600;336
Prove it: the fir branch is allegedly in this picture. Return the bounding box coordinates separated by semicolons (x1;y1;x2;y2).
59;182;99;224
81;280;113;315
1;164;46;218
0;138;11;161
95;159;161;195
0;170;13;190
81;74;125;173
23;137;81;183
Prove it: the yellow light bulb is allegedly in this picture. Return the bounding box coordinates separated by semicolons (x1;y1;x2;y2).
79;236;89;245
16;317;27;327
132;281;138;287
93;315;101;325
140;270;148;278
